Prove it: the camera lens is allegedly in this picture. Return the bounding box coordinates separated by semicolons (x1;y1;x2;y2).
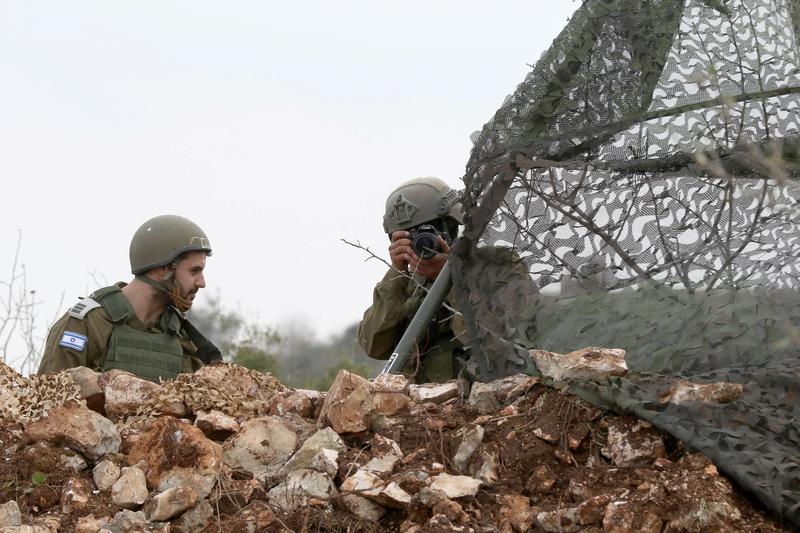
412;232;440;259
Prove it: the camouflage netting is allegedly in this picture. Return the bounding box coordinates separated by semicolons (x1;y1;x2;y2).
453;0;800;526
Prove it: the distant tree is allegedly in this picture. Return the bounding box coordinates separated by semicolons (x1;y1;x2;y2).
188;292;282;375
190;296;382;389
230;323;281;375
302;356;373;391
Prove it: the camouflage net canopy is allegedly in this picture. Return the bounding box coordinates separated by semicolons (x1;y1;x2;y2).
453;0;800;526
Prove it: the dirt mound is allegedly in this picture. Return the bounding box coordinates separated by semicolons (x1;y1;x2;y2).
0;362;791;532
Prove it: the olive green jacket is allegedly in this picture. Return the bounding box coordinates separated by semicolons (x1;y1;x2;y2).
357;248;537;383
357;268;463;383
38;285;204;376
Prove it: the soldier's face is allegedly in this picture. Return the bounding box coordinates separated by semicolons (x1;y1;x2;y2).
173;251;207;301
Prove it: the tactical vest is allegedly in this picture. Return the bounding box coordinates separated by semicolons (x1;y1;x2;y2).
70;285;184;382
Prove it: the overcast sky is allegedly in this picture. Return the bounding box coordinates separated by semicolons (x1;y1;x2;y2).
0;1;578;366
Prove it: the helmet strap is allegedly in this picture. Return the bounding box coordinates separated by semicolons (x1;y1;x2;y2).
134;274;194;313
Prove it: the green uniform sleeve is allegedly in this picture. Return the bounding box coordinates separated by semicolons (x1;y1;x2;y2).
357;268;412;359
38;311;110;374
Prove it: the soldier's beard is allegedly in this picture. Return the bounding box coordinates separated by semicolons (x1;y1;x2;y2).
168;282;194;313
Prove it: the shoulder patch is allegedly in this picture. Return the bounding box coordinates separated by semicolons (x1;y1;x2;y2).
59;331;88;352
68;297;102;320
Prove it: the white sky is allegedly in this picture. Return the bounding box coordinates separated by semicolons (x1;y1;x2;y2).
0;1;578;359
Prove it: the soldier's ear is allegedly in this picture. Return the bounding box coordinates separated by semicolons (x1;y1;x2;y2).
144;265;172;282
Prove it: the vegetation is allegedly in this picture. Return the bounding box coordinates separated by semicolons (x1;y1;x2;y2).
189;292;381;390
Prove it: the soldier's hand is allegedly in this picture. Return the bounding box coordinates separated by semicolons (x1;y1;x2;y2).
408;236;449;280
389;231;412;271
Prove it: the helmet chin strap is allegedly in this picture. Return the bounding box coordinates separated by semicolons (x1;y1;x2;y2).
134;274;194;313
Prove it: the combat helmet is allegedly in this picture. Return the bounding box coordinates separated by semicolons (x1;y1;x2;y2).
129;215;212;274
383;177;464;234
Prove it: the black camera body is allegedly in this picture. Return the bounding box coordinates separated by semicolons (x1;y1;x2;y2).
409;223;442;259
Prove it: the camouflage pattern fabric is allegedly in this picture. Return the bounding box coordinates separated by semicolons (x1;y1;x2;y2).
456;0;800;525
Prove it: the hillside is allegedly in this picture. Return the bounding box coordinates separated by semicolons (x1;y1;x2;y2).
0;357;790;532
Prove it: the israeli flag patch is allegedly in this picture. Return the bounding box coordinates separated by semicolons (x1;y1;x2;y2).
59;331;88;351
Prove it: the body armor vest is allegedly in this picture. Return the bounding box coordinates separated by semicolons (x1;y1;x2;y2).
91;285;184;382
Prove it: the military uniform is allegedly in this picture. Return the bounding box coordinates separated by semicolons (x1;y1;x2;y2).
358;246;536;383
39;284;205;380
358;269;463;382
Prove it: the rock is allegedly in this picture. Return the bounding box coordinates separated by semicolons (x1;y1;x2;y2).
429;473;481;499
535;494;613;531
426;514;466;530
111;466;148;509
144;487;198;521
363;435;403;477
376;482;413;508
105;509;147;533
223;416;298;481
171;501;213;533
659;380;743;405
371;373;410;393
0;501;21;527
396;470;429;495
338;493;386;523
526;465;557;494
432;499;466;524
475;450;499;484
127;417;222;500
293;388;326;418
371;391;411;417
568;479;594;502
370;374;411;416
60;476;91;513
341;469;383;497
601;419;666;466
532;426;560;444
93;460;122;491
666;500;740;531
65;367;104;412
194;410;239;441
498;493;534;532
418;487;448;508
529;347;628;382
102;371;161;421
75;514;110;533
23;403;120;461
453;425;484;472
603;501;662;532
467;374;539;413
339;468;412;509
268;390;315;418
278;427;345;476
317;370;376;434
268;468;337;511
408;382;460;404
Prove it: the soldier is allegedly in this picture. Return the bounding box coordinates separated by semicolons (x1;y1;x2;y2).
357;177;461;383
358;177;538;383
38;215;221;381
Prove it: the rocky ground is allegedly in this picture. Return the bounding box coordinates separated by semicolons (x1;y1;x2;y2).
0;355;792;532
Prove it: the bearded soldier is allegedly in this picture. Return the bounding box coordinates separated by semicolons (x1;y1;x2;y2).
358;177;537;383
38;215;221;381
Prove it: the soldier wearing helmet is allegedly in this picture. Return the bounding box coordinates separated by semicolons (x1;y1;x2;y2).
358;177;538;383
38;215;221;382
357;177;467;382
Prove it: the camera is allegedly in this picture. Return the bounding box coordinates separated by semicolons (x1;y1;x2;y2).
409;223;442;259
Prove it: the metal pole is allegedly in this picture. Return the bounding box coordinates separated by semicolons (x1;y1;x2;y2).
378;261;453;375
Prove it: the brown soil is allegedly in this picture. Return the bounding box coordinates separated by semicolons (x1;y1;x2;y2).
1;384;792;532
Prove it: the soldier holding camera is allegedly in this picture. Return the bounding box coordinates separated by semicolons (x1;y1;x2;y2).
357;177;469;383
